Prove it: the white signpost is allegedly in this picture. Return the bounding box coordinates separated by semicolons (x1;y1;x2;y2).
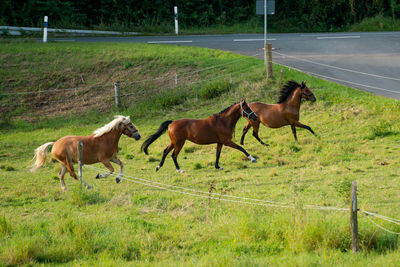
256;0;275;78
174;6;178;35
43;16;48;42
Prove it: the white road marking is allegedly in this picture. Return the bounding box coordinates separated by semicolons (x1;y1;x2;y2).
234;38;276;41
273;51;400;81
54;39;75;42
147;40;192;44
316;36;360;40
275;62;400;95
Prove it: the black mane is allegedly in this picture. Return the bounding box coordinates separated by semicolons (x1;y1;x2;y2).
214;102;238;116
278;80;301;103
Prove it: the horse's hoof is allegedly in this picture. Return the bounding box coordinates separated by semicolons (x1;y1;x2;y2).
116;177;121;183
156;165;160;172
87;185;93;189
264;143;270;147
248;155;257;163
216;167;224;170
177;169;185;173
96;174;100;179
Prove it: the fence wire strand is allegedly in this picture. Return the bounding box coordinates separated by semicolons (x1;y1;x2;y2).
363;213;400;235
84;165;349;212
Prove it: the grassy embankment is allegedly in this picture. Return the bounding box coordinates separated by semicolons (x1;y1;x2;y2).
1;42;400;266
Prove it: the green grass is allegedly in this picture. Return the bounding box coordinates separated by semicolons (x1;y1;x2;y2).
350;14;400;32
1;42;400;266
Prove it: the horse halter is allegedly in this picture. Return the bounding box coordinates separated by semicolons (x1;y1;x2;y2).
301;88;316;101
240;102;257;119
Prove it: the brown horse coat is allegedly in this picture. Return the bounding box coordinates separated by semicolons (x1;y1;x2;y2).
141;99;258;172
240;81;316;145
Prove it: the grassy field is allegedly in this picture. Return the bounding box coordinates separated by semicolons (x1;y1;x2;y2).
1;42;400;266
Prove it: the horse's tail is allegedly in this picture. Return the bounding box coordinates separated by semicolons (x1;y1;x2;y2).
30;142;55;171
141;120;173;155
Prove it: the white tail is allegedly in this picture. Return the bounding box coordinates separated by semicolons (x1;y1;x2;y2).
31;142;54;171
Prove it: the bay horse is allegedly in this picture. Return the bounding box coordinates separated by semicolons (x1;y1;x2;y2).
141;99;258;172
31;115;141;191
240;80;316;146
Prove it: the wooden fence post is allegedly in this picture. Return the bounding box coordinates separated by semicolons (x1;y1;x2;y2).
114;81;121;108
265;43;273;80
350;181;359;252
279;69;284;86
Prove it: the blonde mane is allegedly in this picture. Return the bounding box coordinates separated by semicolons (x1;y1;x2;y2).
93;115;131;138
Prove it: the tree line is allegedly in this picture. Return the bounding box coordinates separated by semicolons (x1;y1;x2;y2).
1;0;399;32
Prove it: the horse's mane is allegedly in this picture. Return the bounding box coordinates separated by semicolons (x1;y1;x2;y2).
93;115;131;137
278;80;301;104
214;102;238;116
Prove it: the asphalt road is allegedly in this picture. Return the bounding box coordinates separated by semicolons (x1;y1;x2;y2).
55;32;400;99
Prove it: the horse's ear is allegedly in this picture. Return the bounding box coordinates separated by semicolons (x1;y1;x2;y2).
242;98;246;103
301;81;307;88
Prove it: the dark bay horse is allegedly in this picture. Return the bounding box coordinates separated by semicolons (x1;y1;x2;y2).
141;99;258;172
240;81;316;146
31;115;141;191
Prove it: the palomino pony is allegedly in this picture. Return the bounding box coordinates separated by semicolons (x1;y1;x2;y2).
240;81;316;146
31;115;141;191
141;99;258;172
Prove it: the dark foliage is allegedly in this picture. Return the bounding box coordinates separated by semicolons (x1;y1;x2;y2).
0;0;399;32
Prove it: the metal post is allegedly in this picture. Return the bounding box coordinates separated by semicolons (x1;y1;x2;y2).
43;16;48;43
114;81;121;108
77;141;92;189
350;181;359;252
265;43;273;79
78;141;83;185
174;6;179;35
263;0;267;68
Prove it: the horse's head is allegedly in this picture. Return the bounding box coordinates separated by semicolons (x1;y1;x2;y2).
240;99;258;121
300;81;316;102
121;117;141;140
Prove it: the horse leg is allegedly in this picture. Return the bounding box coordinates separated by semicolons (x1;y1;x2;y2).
111;157;123;183
294;121;316;135
240;121;252;145
224;140;257;163
171;141;185;173
215;143;224;170
156;143;174;172
291;125;298;142
96;160;114;179
58;165;68;191
65;159;78;180
66;158;92;189
252;121;269;146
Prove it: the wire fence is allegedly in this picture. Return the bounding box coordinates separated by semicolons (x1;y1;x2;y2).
84;164;400;236
5;46;400;242
0;51;265;121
